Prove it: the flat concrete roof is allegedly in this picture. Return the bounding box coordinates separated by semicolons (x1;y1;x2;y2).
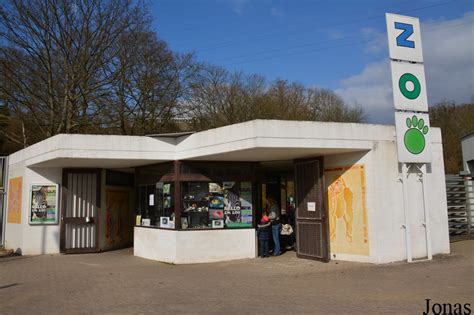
8;119;442;168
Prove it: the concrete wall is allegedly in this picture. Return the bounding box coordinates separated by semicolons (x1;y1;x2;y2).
134;227;256;264
4;164;62;255
324;130;449;264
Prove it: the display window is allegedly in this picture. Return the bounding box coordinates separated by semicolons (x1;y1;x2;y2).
181;181;253;230
136;182;174;228
135;161;256;230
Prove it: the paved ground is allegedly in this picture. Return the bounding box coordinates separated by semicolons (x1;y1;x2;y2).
1;241;473;314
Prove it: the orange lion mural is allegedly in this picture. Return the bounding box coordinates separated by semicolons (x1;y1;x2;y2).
325;165;368;256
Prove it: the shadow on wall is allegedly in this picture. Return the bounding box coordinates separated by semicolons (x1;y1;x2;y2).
29;167;62;255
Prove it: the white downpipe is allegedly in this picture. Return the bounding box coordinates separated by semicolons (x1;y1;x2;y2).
419;164;433;260
401;163;413;262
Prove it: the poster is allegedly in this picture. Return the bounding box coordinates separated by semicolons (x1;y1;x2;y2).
7;177;22;224
209;196;224;209
30;184;59;224
223;181;252;228
225;208;252;228
223;181;235;190
209;182;223;193
240;182;252;208
210;209;224;220
325;164;369;256
163;183;171;195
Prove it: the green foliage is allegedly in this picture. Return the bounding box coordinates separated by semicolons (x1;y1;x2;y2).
429;101;474;173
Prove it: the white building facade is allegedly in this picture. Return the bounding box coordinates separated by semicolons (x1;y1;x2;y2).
2;120;450;264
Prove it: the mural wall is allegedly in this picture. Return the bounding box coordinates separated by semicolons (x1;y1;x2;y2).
7;177;22;224
325;164;369;256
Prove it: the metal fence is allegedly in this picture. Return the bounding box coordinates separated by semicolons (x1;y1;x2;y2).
446;173;473;238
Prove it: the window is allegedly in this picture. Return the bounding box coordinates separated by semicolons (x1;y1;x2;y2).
181;181;253;230
136;182;174;228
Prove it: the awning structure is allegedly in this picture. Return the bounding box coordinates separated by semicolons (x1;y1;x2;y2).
9;119;404;168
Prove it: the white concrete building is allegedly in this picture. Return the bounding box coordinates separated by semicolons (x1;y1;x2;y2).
461;132;474;174
2;120;450;264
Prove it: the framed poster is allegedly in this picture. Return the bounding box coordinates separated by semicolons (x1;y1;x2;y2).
29;184;59;225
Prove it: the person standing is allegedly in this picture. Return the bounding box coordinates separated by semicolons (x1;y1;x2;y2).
266;196;281;256
257;212;271;258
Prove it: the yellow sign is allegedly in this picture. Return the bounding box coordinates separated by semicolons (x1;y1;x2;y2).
325;165;368;256
7;177;23;224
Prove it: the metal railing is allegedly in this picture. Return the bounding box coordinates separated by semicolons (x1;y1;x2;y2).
446;173;473;238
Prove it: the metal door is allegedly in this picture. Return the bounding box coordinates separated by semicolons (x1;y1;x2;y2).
295;158;329;262
60;169;101;254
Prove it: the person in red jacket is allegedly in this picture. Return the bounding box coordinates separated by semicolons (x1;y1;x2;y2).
257;212;271;258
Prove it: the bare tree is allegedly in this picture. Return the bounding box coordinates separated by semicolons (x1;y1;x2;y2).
109;31;198;135
0;0;147;148
0;0;365;153
307;88;365;122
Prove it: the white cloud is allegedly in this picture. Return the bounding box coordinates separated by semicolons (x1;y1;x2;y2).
336;12;474;124
227;0;250;15
360;27;387;54
270;7;283;17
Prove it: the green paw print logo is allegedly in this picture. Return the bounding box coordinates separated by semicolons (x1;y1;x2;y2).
404;115;429;154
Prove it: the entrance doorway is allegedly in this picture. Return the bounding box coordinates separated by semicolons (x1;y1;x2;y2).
257;158;329;262
258;167;296;255
60;169;101;254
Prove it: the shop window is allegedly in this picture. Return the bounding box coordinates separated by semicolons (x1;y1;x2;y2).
181;181;253;230
136;182;174;228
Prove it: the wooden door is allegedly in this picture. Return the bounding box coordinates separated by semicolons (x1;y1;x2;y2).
295;158;329;262
60;169;101;254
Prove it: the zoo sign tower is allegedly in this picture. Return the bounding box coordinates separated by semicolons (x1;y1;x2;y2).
386;13;432;163
386;13;433;262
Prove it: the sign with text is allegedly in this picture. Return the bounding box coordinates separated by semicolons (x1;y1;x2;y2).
29;184;59;224
387;13;431;164
390;61;428;112
386;13;423;63
395;112;432;163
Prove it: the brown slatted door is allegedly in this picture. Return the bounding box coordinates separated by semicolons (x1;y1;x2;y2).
295;158;329;262
60;169;101;254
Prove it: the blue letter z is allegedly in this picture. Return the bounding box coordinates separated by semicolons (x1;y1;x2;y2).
395;22;415;48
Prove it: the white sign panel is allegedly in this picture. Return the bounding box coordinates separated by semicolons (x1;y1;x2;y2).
390;61;428;112
307;202;316;212
386;13;423;63
395;112;432;163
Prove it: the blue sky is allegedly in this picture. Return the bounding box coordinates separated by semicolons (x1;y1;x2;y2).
150;0;473;123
